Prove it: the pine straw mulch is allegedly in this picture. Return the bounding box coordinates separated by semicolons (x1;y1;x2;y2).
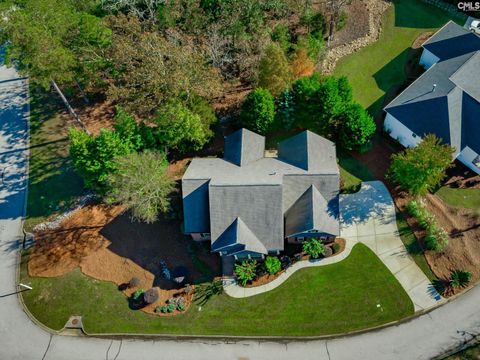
28;203;221;316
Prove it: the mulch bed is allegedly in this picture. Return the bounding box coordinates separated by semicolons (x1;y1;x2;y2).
330;0;370;48
28;203;221;316
245;239;347;288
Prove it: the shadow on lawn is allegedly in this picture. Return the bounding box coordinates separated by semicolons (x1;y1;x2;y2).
393;0;457;29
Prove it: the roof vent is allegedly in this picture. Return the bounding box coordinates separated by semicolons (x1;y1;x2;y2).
432;83;437;92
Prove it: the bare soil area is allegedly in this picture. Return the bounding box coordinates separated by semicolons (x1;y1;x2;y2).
330;0;370;48
29;203;221;316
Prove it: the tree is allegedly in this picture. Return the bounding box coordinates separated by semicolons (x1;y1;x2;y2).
388;135;454;197
113;107;144;151
155;101;211;153
271;23;291;53
234;260;257;286
105;14;221;117
106;151;175;223
290;48;315;79
338;103;376;150
302;238;325;259
69;127;136;190
326;0;349;44
240;88;275;135
258;43;292;96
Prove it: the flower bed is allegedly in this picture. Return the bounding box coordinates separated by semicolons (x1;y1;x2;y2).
240;238;346;288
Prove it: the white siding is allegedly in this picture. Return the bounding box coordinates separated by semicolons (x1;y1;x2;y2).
384;113;422;148
419;49;440;69
457;146;480;175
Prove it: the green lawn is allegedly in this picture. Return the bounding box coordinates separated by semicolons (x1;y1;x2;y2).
338;152;375;193
396;211;437;282
436;187;480;210
20;244;414;336
25;88;84;230
334;0;457;117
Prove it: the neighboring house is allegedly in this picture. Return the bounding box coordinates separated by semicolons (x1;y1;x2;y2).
182;128;340;260
384;21;480;174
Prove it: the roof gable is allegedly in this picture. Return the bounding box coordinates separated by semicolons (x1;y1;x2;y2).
278;131;338;173
224;128;265;166
423;21;480;60
285;185;339;237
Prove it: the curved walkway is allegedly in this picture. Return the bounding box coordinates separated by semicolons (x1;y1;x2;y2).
340;182;442;311
1;57;480;360
224;242;354;298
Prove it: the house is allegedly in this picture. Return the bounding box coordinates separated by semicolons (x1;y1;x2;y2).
181;128;340;260
384;21;480;174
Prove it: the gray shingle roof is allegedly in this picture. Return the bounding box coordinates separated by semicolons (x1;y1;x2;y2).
212;217;268;255
384;21;480;156
182;129;340;254
224;128;265;166
423;21;480;60
450;51;480;102
278;130;338;173
285;185;340;237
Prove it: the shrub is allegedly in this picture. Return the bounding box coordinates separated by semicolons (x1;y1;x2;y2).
240;88;275;135
132;289;145;300
177;303;186;312
336;11;348;31
424;234;440;251
338;103;376;151
450;270;472;288
143;288;159;304
323;246;333;257
258;43;292;96
166;303;176;312
264;256;281;275
128;277;140;288
302;238;325;259
271;24;291;53
234;260;258;286
332;242;341;253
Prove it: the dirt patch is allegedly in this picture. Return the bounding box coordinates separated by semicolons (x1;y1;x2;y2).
29;203;221;316
330;0;370;48
444;163;480;189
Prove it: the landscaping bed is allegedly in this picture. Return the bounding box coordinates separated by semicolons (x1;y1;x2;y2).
28;203;221;317
244;238;347;288
20;244;414;335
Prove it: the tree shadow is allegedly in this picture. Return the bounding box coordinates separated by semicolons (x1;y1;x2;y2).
100;211;221;289
393;0;459;29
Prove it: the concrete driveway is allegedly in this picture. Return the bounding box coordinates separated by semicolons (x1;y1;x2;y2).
340;181;442;311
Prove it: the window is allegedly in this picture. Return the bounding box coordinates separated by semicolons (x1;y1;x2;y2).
412;132;417;138
297;237;304;242
200;233;210;238
474;155;480;168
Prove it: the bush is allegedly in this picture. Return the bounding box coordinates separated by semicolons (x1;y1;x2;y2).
258;43;292;96
166;303;176;312
128;277;140;288
450;269;472;288
143;288;159;304
407;200;448;251
177;303;186;312
132;288;145;300
302;238;325;259
323;246;333;257
332;242;341;254
336;11;348;31
271;24;291;53
264;256;281;275
240;88;275;135
234;260;258;286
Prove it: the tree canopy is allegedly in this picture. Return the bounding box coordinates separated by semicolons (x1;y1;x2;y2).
106;151;175;223
388;134;454;196
258;43;292;96
240;88;275;135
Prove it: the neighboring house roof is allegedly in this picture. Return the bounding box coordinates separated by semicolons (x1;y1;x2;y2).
384;21;480;155
182;128;340;255
285;185;340;237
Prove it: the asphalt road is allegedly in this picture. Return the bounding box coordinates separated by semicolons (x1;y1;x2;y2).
1;57;479;360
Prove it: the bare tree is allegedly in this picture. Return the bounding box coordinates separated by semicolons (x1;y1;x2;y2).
100;0;163;22
326;0;349;45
